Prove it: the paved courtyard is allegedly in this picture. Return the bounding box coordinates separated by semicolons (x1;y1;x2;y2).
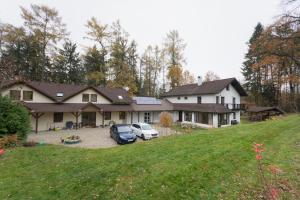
27;125;179;149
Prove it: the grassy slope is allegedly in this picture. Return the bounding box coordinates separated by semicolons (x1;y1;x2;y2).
0;115;299;200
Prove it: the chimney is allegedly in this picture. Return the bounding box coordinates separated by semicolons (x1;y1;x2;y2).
197;76;202;86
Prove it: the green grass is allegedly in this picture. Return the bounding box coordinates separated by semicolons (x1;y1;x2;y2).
0;115;300;199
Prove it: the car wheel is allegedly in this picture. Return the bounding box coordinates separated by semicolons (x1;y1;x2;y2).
141;134;145;140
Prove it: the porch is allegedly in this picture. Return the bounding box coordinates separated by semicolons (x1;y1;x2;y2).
23;102;133;133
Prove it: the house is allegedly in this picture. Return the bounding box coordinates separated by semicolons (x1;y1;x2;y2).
162;77;247;128
1;80;134;132
0;76;247;132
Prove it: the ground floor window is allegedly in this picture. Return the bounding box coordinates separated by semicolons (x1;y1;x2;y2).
104;112;111;120
218;113;229;126
233;112;236;119
54;112;63;123
119;112;126;120
144;112;150;123
195;112;209;124
184;112;192;122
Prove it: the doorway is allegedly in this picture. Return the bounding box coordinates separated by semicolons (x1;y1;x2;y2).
82;112;96;127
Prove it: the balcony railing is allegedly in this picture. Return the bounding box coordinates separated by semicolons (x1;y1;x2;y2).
224;103;246;110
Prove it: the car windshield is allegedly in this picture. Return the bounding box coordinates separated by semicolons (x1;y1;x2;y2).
141;124;152;130
117;126;132;133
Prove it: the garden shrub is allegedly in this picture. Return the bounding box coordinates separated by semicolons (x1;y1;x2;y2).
0;96;31;140
159;112;173;127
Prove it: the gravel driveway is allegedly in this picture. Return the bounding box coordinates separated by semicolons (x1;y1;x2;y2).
27;126;179;149
27;128;118;149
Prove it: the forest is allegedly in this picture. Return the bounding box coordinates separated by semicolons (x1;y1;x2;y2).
0;4;199;97
1;1;300;112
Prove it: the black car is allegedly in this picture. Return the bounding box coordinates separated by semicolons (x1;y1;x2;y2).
110;124;137;144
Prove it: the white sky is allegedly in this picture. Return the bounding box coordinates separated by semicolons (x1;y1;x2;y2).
0;0;283;80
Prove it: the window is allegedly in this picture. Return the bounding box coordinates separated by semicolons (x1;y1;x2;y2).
184;112;192;122
144;112;150;123
91;94;97;102
197;96;202;104
54;112;63;123
177;96;181;100
216;96;219;104
9;90;21;100
221;97;225;105
23;91;33;101
82;94;89;102
226;85;230;91
233;112;236;119
119;112;126;120
232;97;236;104
133;124;140;129
104;112;111;120
56;92;64;97
184;96;188;100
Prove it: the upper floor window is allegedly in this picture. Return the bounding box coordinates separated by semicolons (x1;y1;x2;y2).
197;96;202;104
82;94;89;102
221;97;225;105
23;91;33;101
216;96;219;104
54;112;63;123
232;97;236;104
90;94;97;102
177;96;181;100
10;90;21;100
226;85;230;91
56;92;64;97
184;96;188;100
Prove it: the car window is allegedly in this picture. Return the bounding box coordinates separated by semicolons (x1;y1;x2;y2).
117;126;131;132
142;124;152;130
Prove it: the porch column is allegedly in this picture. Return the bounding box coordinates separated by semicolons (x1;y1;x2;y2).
31;112;44;134
101;110;105;128
138;112;140;122
182;111;185;122
130;112;133;124
71;112;81;130
192;112;195;123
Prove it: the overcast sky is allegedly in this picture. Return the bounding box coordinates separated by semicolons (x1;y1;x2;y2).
0;0;283;80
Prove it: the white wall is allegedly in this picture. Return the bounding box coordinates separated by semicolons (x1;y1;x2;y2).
64;88;111;104
2;84;54;103
166;84;241;105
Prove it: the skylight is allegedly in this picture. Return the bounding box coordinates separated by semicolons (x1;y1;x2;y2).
118;95;123;100
56;92;64;97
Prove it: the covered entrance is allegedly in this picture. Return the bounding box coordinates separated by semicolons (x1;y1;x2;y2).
82;112;96;127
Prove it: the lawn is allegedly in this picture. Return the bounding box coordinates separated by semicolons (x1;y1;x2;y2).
0;115;299;199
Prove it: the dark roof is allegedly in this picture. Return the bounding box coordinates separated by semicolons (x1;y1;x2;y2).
2;80;132;104
247;106;284;113
173;103;233;113
163;78;247;97
23;102;133;112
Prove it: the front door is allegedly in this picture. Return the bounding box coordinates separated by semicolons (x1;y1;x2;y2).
82;112;96;127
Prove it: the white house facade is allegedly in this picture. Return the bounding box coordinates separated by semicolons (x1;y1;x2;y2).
1;77;247;132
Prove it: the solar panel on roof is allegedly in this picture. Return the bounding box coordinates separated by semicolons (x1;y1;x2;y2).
133;97;161;105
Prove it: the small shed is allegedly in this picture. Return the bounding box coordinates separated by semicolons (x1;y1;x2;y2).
247;106;284;121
